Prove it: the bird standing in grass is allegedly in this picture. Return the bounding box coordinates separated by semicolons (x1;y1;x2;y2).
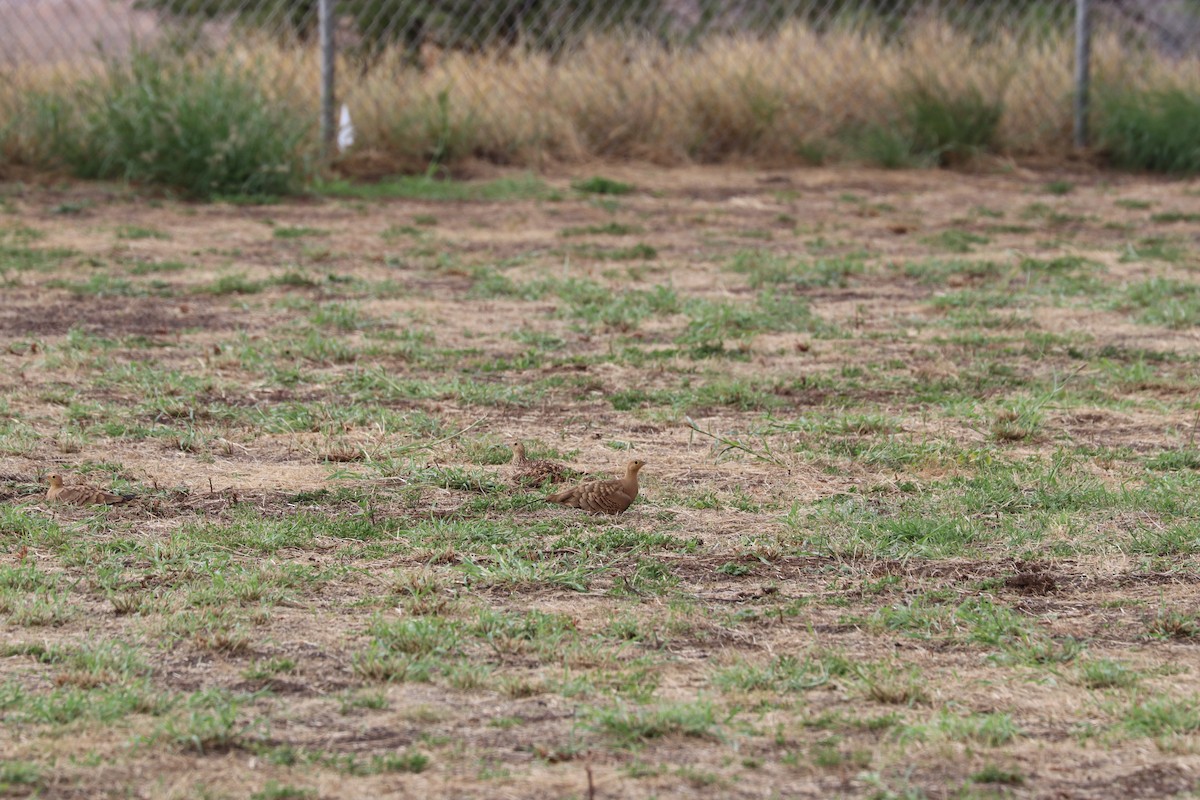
546;459;645;515
508;441;578;487
46;474;135;506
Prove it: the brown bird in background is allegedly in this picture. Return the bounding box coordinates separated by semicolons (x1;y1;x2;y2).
46;474;135;507
509;441;578;487
546;459;645;515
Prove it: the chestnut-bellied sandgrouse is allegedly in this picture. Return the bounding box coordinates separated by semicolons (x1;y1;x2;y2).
546;459;645;515
509;441;578;487
46;474;135;506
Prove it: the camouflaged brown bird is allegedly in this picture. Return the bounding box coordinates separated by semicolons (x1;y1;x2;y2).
546;459;645;515
46;474;135;507
508;441;579;487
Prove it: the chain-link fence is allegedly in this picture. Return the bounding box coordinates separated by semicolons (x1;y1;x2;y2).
3;1;1200;170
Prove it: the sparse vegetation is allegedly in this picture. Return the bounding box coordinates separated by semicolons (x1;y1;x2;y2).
0;163;1197;799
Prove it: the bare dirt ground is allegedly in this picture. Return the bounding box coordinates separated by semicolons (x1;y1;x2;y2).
1;165;1200;799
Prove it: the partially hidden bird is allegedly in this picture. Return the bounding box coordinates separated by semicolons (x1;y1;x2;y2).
46;474;135;506
509;441;578;487
546;459;645;515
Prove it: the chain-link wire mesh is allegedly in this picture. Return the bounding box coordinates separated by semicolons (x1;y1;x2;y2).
3;1;1200;168
0;0;318;111
2;1;315;70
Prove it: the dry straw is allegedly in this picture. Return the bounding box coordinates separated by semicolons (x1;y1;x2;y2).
5;18;1200;173
336;18;1091;166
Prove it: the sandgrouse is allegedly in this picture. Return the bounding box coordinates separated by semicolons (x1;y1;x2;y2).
509;441;577;487
546;459;645;515
46;474;135;507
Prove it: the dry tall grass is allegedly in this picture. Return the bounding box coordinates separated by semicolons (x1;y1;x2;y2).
4;17;1200;175
313;18;1200;170
335;19;1052;169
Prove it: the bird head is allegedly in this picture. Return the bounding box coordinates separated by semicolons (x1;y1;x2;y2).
511;442;526;460
627;459;646;475
47;474;64;488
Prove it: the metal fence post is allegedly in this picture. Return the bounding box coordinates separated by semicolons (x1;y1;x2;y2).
319;0;336;158
1074;0;1091;148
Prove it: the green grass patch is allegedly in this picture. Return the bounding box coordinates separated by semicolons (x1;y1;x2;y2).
41;51;309;198
903;81;1003;165
587;700;726;746
0;761;41;792
572;176;634;195
203;274;263;295
1097;85;1200;175
728;250;864;288
1121;278;1200;328
274;226;329;239
1150;211;1200;223
848;79;1003;168
116;225;170;240
1122;697;1200;737
1147;451;1200;471
128;259;191;275
1119;236;1186;263
0;245;78;273
316;174;552;202
47;274;157;297
570;242;658;261
846;122;929;169
547;278;679;330
922;229;991;253
251;782;317;800
560;222;643;237
1077;659;1141;689
714;653;850;694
